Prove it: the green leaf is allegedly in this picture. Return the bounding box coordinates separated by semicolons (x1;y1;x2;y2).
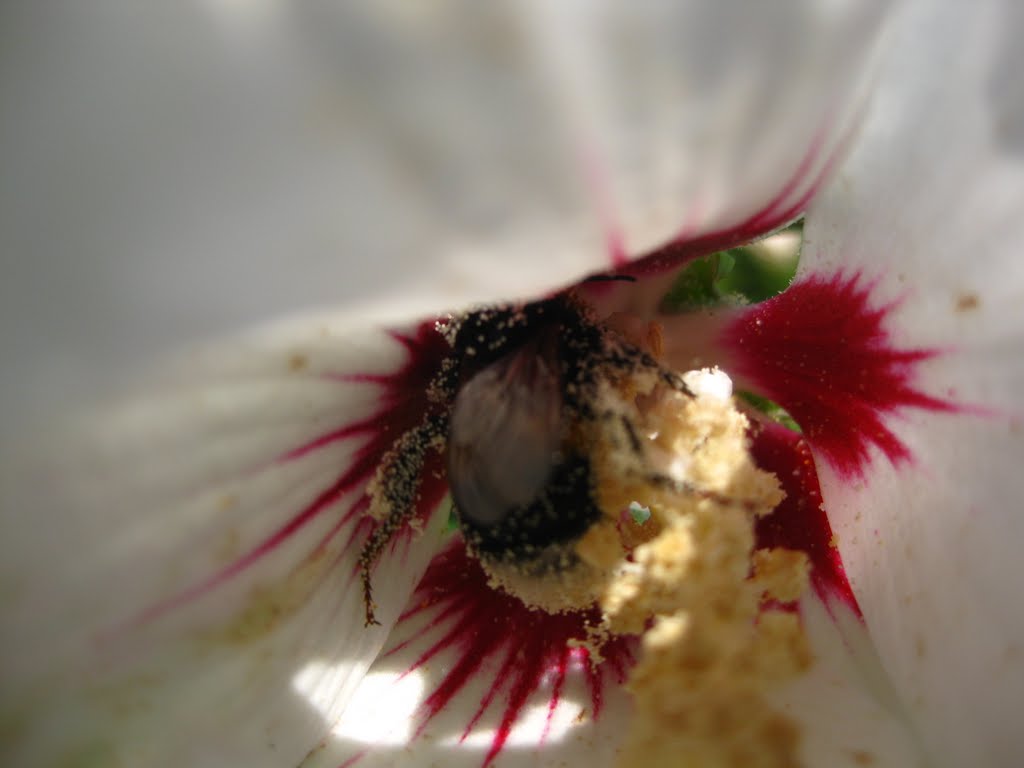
660;220;803;312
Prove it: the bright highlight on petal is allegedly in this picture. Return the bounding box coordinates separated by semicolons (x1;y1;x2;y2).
295;662;426;747
302;538;635;768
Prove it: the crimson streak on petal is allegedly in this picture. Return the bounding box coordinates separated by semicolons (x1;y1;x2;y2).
380;538;635;768
124;322;449;628
723;271;955;480
615;124;846;278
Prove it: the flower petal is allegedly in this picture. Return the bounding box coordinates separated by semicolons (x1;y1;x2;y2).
778;595;924;767
300;538;923;768
300;538;635;768
788;0;1024;762
0;314;450;768
1;0;890;432
531;0;891;272
753;424;924;766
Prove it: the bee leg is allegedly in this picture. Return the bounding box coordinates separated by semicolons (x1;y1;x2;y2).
358;514;405;627
357;414;449;627
659;367;695;397
597;339;695;399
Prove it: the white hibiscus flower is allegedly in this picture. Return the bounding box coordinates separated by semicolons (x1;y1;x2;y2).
1;2;1021;767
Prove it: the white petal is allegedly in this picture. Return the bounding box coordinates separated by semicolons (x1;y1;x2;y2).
778;596;925;767
528;0;890;262
799;0;1024;763
1;0;890;433
0;314;449;768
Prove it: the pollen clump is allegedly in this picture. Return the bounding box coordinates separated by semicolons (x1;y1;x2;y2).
576;520;629;570
753;547;813;604
584;367;813;768
480;549;604;614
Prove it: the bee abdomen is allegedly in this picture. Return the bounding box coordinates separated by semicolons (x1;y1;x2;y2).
455;451;601;563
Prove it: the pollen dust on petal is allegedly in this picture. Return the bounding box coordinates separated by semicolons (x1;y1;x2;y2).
584;368;812;768
204;545;332;646
954;292;980;312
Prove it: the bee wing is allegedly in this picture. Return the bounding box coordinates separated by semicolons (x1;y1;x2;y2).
448;347;564;526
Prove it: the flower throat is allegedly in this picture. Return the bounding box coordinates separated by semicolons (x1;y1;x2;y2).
360;290;814;767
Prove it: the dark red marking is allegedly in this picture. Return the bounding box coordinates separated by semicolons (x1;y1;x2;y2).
613;201;798;281
338;752;366;768
541;647;572;743
384;539;635;768
122;322;449;628
750;420;859;615
723;271;954;479
614;124;847;279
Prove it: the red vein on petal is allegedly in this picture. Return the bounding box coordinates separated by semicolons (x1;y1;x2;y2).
542;647;572;743
397;608;473;679
616;148;817;277
383;539;635;768
581;648;602;717
337;751;366;768
621;209;795;279
613;113;860;280
123;475;361;627
762;118;856;231
723;271;956;480
118;322;448;629
386;599;464;662
461;646;521;742
746;132;826;232
329;497;371;554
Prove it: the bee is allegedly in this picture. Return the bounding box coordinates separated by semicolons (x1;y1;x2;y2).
358;292;685;625
446;297;607;568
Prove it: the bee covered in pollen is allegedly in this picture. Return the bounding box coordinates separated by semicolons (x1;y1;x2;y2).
357;290;690;624
353;282;814;766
